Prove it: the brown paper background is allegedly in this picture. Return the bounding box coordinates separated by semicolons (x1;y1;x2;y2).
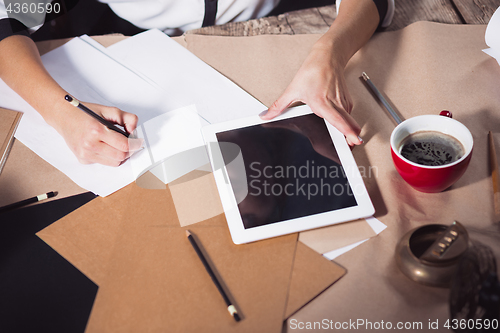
308;24;500;330
4;21;499;332
39;179;345;332
183;22;500;331
168;170;224;226
81;182;296;333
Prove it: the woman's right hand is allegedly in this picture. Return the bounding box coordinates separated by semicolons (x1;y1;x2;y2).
52;101;142;166
0;36;144;167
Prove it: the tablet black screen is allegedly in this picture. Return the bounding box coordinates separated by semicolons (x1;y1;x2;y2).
216;114;357;229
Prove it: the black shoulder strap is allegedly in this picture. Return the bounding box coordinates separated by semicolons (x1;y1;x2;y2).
371;0;389;28
202;0;218;27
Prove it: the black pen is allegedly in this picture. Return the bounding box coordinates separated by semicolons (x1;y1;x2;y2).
186;230;241;322
64;95;129;137
0;191;57;213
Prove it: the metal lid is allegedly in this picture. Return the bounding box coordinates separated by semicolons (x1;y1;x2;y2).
395;221;469;287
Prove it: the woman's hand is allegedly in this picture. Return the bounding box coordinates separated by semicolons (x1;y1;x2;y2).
53;101;142;166
260;41;362;146
260;0;382;147
0;36;142;166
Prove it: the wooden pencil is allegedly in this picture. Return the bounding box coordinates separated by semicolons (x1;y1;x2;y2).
489;131;500;216
186;230;241;322
65;95;129;137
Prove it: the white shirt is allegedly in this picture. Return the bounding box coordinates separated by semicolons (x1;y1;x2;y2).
0;0;394;37
0;0;279;36
100;0;279;35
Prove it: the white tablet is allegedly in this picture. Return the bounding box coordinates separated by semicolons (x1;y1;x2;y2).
202;105;374;244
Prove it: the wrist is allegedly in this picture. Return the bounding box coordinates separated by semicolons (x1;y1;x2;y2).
36;88;73;132
311;37;349;69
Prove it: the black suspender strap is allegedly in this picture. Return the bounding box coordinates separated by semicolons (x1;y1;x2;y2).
202;0;218;27
371;0;389;28
0;18;30;43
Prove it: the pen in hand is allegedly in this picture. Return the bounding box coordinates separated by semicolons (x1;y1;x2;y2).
64;95;130;137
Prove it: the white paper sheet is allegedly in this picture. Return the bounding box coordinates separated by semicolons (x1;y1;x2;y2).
483;6;500;65
105;29;267;124
130;105;208;184
322;217;387;260
4;30;266;196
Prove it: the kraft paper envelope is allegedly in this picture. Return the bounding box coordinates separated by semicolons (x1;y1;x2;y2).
37;161;348;326
37;174;346;329
85;196;295;333
38;181;346;332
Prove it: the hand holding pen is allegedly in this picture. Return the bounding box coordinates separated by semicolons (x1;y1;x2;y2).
60;95;143;166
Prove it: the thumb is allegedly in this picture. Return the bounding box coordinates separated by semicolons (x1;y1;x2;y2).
260;91;295;120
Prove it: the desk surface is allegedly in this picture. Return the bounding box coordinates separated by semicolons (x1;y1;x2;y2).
1;1;500;333
184;2;500;331
189;0;500;37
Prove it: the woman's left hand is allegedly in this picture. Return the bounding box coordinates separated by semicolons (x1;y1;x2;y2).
260;41;362;146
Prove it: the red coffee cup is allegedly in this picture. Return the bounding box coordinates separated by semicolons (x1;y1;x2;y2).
390;111;473;193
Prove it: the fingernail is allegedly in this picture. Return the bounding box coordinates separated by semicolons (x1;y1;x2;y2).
259;110;268;118
129;147;145;158
128;138;145;151
357;135;364;143
346;138;353;146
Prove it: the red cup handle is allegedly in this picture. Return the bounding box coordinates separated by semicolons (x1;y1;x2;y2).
439;110;452;118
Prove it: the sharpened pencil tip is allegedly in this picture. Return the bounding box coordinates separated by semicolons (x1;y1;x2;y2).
48;191;58;198
185;230;191;237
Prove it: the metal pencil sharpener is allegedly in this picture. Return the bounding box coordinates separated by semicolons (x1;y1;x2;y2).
395;221;469;288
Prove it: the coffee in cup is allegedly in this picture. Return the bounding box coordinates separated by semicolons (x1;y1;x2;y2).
399;130;465;167
390;112;473;193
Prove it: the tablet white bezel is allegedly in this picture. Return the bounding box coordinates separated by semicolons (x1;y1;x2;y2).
202;105;374;244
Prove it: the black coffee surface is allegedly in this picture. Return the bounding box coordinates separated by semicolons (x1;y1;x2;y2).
399;131;465;166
